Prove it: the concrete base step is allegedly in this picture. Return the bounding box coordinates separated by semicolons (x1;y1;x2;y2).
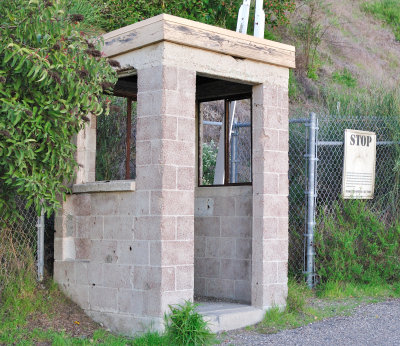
196;302;265;333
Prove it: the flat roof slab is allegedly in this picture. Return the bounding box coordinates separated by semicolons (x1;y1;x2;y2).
103;14;295;68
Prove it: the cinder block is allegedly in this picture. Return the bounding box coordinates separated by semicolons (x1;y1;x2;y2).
234;196;252;217
89;216;104;240
87;262;103;286
134;216;175;240
54;260;75;285
161;240;194;266
176;216;194;240
72;194;92;216
195;198;214;217
103;264;133;289
89;286;118;312
176;265;194;290
194;258;220;278
263;283;288;308
277;217;289;240
277;261;288;284
69;284;89;310
75;238;91;260
220;237;236;259
220;259;250;281
263;239;288;261
177;166;195;191
253;128;279;151
117;241;149;265
138;65;163;92
177;118;195;142
118;289;144;315
104;216;134;241
75;262;88;285
213;196;235;216
136;140;152;166
195;216;220;237
150;190;194;216
90;193;118;215
133;266;175;291
220;217;251;238
90;240;118;263
278;173;289;196
262;261;278;284
134;191;150;216
161;290;193;314
177;68;195;91
194;236;205;258
136;116;177;141
194;277;206;296
279;130;289;151
253;173;279;194
118;192;136;215
236;238;252;260
163;65;178;91
137;164;177;190
205;237;220;258
137;90;163;117
234;280;251;303
151;140;195;167
206;278;235;300
253;195;288;218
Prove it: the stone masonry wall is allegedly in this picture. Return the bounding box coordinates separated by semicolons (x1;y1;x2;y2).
194;186;252;303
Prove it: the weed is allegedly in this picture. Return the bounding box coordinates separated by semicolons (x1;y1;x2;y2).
332;68;357;88
315;199;400;286
164;301;216;346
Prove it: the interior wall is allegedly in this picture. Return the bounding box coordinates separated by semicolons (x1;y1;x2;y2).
194;186;252;303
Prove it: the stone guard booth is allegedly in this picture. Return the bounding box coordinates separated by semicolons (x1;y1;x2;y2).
54;14;295;335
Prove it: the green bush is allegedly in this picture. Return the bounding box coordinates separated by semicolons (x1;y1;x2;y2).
164;301;216;346
202;141;218;185
0;0;117;221
315;199;400;285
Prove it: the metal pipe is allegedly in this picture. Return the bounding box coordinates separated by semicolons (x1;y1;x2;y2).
305;112;318;288
36;209;45;282
289;118;310;124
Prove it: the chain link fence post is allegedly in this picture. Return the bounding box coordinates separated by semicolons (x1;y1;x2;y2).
36;208;45;282
304;113;318;288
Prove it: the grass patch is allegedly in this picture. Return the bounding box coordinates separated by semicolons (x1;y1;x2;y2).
256;279;400;335
363;0;400;40
332;68;357;88
0;273;218;345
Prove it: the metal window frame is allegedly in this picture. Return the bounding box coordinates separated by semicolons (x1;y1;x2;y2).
197;94;253;187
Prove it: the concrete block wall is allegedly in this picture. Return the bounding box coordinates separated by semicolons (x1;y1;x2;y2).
251;82;289;309
194;186;252;303
53;191;159;334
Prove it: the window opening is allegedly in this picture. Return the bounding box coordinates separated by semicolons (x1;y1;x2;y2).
198;97;252;186
96;95;137;181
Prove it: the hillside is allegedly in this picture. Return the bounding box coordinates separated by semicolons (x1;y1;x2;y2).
280;0;400;116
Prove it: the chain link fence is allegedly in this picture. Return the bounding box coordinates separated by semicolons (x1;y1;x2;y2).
0;197;38;292
289;114;399;281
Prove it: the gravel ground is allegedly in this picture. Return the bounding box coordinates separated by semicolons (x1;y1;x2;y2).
220;299;400;345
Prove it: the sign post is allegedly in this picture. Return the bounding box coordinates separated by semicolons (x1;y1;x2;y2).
342;129;376;199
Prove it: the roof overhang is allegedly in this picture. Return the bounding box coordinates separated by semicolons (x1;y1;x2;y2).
102;14;295;69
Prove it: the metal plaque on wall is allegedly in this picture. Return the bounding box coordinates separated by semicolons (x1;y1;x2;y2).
342;129;376;199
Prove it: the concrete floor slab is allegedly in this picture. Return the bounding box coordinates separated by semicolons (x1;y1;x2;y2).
196;302;265;333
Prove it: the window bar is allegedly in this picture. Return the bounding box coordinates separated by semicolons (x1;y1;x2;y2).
224;99;230;184
125;97;132;180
